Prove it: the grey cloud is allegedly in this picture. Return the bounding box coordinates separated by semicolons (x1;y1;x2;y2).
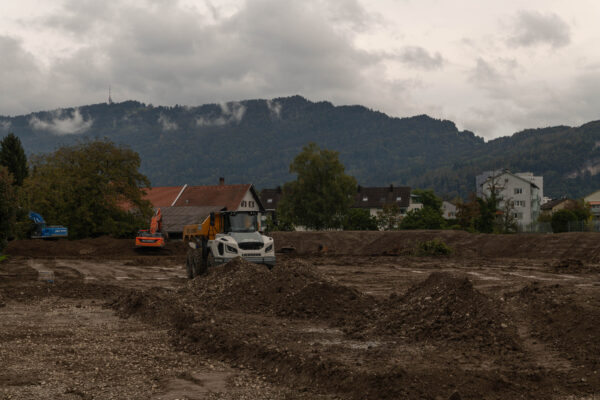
158;113;178;131
266;99;282;118
0;36;45;115
469;58;502;85
43;0;114;37
29;109;93;135
197;101;246;127
2;0;412;133
508;11;570;48
467;57;520;101
397;46;444;70
97;0;380;106
324;0;381;32
220;102;246;123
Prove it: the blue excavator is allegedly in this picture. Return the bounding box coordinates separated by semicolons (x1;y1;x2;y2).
28;212;68;239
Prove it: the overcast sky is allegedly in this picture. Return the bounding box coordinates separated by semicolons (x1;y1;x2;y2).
1;0;599;139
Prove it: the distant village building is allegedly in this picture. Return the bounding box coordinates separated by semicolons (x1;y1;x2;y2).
442;201;457;219
540;198;577;217
477;170;543;228
476;170;544;201
584;190;600;220
259;187;283;212
352;185;416;217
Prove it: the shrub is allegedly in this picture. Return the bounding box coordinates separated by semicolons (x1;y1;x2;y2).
415;239;453;256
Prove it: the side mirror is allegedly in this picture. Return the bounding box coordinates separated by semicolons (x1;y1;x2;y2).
210;212;215;226
188;241;197;249
259;215;267;233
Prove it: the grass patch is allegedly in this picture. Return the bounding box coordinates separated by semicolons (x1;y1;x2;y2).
415;239;453;256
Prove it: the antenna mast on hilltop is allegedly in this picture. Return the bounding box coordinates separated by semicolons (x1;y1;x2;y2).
108;85;114;105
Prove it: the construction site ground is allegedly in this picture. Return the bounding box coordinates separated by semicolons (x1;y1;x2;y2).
2;231;600;399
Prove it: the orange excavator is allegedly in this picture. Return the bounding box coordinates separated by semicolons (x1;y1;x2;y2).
135;208;166;248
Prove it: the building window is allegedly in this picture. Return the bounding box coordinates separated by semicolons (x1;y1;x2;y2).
249;201;255;208
396;196;402;201
267;198;273;203
363;197;368;201
514;200;525;207
514;188;523;194
241;200;247;207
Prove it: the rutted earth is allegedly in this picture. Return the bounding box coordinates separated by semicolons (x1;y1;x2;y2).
2;231;600;399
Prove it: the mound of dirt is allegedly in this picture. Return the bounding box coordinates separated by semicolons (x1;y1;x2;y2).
376;272;519;352
5;237;187;259
185;257;376;326
513;281;600;368
111;289;194;329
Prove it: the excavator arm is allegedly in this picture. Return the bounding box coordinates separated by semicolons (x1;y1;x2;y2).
149;208;162;234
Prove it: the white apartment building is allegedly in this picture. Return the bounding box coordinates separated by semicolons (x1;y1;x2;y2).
477;170;543;227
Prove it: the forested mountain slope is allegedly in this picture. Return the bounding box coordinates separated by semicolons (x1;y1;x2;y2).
1;95;598;198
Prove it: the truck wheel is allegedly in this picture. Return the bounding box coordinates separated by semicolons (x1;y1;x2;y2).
186;249;195;279
193;250;207;276
207;251;216;269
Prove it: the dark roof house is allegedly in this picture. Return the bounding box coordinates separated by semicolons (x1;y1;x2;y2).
540;198;576;214
259;187;283;210
353;185;411;209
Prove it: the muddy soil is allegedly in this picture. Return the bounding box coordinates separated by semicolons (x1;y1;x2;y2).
2;231;600;399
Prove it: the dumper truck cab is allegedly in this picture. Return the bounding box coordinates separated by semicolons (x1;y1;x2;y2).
185;211;275;278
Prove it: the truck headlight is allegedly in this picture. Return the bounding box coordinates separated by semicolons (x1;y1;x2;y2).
226;245;238;253
265;244;273;253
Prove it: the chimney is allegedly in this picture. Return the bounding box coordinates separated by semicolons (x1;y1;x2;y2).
389;184;394;192
219;177;225;186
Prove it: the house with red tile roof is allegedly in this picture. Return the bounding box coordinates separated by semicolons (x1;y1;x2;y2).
173;183;263;211
142;185;187;207
138;179;264;237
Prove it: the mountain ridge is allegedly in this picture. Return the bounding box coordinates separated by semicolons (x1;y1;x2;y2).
1;95;598;199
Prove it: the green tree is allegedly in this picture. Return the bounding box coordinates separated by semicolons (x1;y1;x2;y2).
568;199;592;222
474;196;496;233
496;200;518;233
21;139;153;239
551;209;577;233
413;189;442;210
376;204;403;230
0;133;28;186
278;143;356;230
400;189;445;230
0;166;17;250
456;194;481;232
343;208;378;230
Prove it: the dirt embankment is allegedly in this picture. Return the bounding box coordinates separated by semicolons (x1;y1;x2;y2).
6;230;600;262
4;236;187;259
272;230;600;261
110;258;600;400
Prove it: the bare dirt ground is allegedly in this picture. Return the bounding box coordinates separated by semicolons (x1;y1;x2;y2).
2;232;600;399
